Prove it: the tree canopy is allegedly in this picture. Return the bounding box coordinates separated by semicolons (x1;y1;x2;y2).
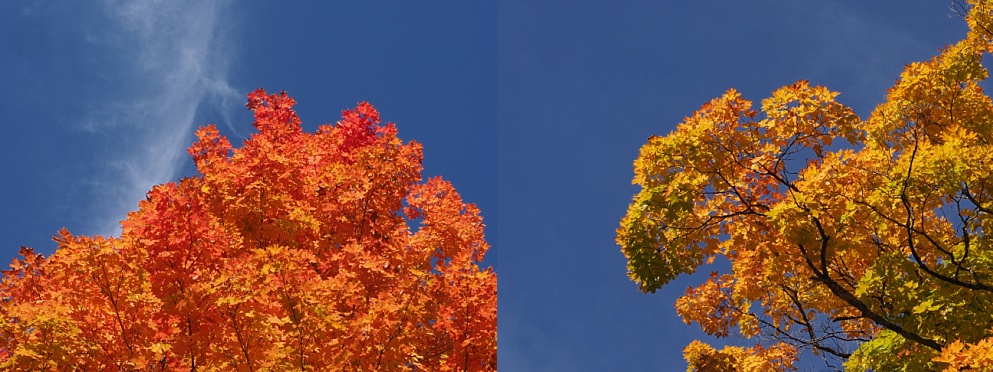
618;1;993;370
0;89;496;371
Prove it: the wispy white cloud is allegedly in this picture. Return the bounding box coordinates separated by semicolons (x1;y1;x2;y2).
84;0;241;236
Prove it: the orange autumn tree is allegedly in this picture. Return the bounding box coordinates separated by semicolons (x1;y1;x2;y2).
618;1;993;371
0;89;496;371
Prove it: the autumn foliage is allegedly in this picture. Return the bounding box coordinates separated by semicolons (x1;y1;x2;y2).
0;89;496;370
619;1;993;370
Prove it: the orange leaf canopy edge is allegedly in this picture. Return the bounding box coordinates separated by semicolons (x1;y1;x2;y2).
0;88;496;371
617;1;993;370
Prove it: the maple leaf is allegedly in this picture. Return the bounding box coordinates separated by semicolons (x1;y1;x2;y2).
618;1;993;369
0;89;496;371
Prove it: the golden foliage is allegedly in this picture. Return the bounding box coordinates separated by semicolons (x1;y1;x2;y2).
619;1;993;369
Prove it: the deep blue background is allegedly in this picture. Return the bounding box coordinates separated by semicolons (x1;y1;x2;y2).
498;1;968;370
0;2;496;267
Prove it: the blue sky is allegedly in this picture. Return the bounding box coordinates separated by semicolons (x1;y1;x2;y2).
0;1;978;371
0;1;495;262
498;1;968;371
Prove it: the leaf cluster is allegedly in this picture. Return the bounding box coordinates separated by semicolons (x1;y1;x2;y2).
618;1;993;369
0;89;496;371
